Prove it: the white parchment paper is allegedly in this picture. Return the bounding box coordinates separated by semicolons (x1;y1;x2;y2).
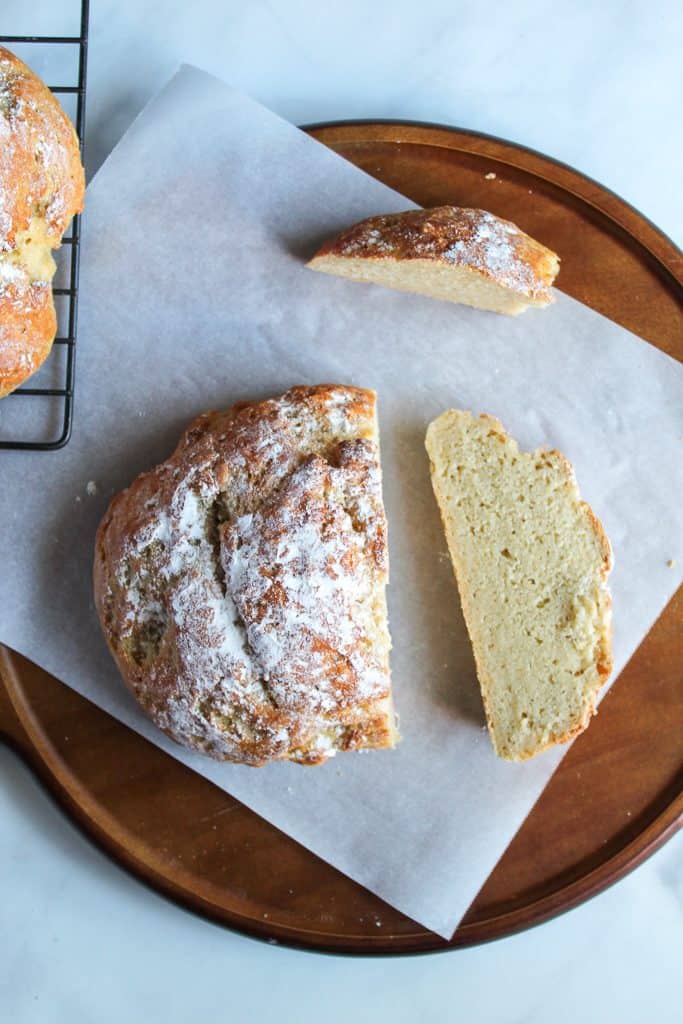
1;66;682;940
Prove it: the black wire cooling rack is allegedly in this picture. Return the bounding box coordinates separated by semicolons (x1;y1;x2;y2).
0;0;89;450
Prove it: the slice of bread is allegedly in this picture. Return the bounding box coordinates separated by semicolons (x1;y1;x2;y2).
425;410;613;761
308;207;559;316
0;46;85;397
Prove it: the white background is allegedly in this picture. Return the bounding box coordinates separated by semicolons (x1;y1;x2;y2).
1;1;681;1021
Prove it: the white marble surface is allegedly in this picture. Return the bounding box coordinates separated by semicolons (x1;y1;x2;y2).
1;1;681;1020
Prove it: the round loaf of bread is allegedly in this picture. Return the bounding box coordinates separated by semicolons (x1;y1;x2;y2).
94;385;398;766
0;46;85;397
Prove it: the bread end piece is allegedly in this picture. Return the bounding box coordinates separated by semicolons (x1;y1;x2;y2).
308;207;559;316
425;409;612;761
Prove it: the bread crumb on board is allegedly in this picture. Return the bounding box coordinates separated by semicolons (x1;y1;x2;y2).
485;171;496;180
86;480;98;496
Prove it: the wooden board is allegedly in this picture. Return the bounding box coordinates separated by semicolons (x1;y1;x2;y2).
1;121;681;954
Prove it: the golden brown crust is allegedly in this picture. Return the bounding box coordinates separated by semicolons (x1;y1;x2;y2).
0;46;85;397
94;385;396;767
0;278;56;396
310;206;559;303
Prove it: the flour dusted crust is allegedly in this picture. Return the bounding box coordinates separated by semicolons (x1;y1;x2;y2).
426;410;613;761
0;46;85;397
308;206;559;315
94;385;398;766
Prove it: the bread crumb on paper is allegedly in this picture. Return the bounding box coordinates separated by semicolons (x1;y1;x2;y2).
667;559;675;568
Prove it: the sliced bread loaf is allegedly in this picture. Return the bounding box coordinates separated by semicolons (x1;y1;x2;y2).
425;409;613;760
308;207;559;315
94;385;398;766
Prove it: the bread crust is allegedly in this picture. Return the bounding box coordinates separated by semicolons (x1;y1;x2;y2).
94;385;397;766
0;46;85;397
0;278;56;395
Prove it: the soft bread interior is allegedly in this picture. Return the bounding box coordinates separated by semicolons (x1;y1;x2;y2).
309;254;544;315
12;217;58;282
0;215;58;285
426;410;613;761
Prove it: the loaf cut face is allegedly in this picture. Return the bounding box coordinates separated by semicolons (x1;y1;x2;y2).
426;410;612;760
308;207;559;316
94;385;397;766
0;46;85;397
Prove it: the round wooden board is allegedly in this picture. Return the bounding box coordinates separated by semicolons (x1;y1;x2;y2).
1;121;681;955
